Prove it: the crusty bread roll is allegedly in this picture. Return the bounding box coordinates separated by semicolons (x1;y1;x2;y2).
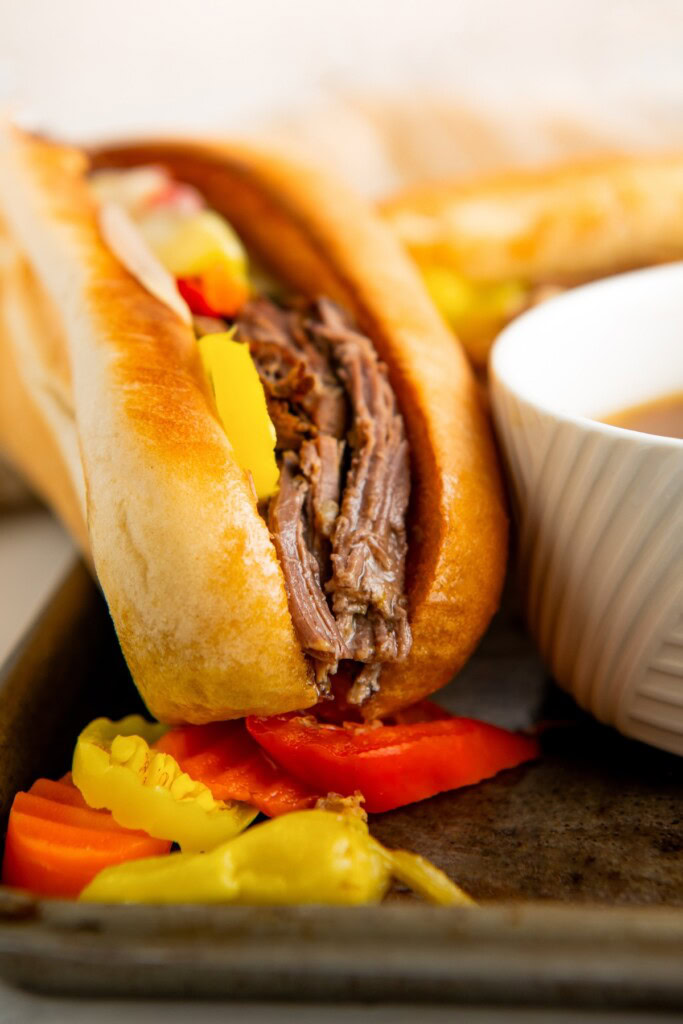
0;209;88;546
382;153;683;364
0;127;507;723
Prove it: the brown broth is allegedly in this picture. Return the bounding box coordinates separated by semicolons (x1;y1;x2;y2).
602;392;683;439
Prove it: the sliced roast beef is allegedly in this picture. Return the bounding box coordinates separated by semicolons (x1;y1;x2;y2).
311;299;411;674
236;296;412;702
268;453;344;690
236;298;347;445
300;435;344;542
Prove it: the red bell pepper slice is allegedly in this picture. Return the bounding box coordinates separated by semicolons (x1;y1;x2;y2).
154;721;319;817
246;713;540;814
177;267;248;319
177;276;222;318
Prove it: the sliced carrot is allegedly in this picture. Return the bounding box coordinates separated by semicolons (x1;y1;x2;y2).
3;826;162;899
30;777;88;808
7;810;160;855
200;263;248;316
2;778;171;898
12;792;151;835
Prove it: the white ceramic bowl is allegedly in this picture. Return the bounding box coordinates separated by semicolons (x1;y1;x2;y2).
490;263;683;755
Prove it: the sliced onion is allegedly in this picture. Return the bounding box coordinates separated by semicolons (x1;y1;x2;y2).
98;201;192;326
90;167;170;214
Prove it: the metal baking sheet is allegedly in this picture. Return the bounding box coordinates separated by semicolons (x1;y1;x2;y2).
0;561;681;1007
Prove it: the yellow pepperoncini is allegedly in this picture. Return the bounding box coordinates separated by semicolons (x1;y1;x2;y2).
421;264;528;359
143;209;248;282
378;847;474;906
198;332;279;500
72;716;257;853
79;806;473;906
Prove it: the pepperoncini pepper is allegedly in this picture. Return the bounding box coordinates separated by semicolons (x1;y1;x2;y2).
144;208;248;282
72;716;257;853
197;332;279;500
420;264;528;362
79;804;472;907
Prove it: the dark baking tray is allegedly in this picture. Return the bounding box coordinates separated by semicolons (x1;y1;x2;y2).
0;561;681;1007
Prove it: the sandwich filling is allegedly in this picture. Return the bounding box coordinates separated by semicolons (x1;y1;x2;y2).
237;297;411;701
91;167;412;703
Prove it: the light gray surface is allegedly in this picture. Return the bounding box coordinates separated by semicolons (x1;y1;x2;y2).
0;511;74;668
0;987;677;1024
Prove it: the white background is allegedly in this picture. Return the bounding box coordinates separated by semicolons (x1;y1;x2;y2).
2;0;683;133
2;0;683;193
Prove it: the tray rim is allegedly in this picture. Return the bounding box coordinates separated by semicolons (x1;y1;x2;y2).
0;893;682;1006
0;560;681;1006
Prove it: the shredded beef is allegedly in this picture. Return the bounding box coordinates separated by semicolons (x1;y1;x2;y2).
235;296;412;701
299;435;344;538
268;453;344;690
311;300;411;669
236;299;347;445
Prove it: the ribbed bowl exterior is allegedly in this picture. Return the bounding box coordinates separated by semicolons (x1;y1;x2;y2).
491;385;683;755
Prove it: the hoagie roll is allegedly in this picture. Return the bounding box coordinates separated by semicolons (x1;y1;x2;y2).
0;127;507;723
382;154;683;365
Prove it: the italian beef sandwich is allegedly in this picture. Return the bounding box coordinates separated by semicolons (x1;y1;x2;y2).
383;153;683;366
0;126;507;724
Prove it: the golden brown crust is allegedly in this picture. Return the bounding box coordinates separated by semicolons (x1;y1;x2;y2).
0;238;88;552
0;128;315;723
382;153;683;285
93;138;508;717
0;130;507;721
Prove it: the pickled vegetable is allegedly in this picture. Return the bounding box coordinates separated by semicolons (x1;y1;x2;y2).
422;265;528;350
72;716;257;853
81;806;472;906
198;333;279;500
